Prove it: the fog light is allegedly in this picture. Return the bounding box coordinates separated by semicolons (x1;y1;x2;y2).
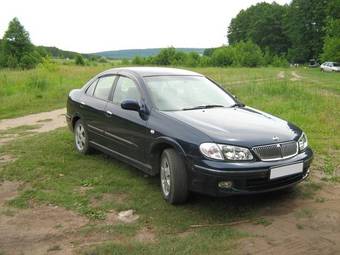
218;181;233;189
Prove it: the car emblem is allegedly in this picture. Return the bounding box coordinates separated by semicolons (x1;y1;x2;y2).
273;136;280;141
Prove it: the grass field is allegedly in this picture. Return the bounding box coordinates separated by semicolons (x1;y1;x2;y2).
0;64;339;254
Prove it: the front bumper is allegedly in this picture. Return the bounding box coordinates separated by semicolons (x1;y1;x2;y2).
187;147;313;196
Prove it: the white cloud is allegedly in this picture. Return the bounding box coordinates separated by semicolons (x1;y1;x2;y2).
0;0;291;53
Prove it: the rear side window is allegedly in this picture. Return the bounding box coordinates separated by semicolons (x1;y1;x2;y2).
93;76;116;100
86;79;97;96
112;76;141;104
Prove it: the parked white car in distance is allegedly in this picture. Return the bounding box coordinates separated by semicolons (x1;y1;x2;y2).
320;62;340;72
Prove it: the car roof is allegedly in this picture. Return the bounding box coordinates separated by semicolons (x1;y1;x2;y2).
102;67;203;77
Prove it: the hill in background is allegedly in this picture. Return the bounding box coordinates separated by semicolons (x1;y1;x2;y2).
36;46;205;60
92;48;205;59
37;46;94;59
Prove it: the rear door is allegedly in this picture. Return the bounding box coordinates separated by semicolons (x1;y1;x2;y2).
104;75;149;163
80;75;116;146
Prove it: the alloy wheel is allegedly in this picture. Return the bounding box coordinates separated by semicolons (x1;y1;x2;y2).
75;123;86;151
160;156;171;197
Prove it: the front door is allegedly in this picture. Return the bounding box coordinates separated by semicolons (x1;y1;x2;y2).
104;76;148;163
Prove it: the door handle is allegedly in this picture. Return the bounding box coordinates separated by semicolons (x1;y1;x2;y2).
105;110;113;117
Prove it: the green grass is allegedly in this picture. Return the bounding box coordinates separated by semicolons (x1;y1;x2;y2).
1;128;247;254
0;64;111;119
0;65;339;253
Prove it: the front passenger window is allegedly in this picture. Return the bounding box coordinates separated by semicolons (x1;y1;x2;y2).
112;76;141;104
93;76;115;100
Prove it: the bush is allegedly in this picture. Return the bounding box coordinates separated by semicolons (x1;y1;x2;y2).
98;57;108;63
154;47;176;65
211;47;235;66
38;57;58;71
132;56;144;65
185;52;200;67
75;54;85;66
233;41;264;67
271;55;289;67
20;53;39;69
6;55;18;68
321;37;340;62
199;56;211;67
121;59;130;65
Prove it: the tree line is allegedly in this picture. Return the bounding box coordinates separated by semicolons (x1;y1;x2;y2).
227;0;340;63
131;42;288;67
130;0;339;67
0;18;98;69
1;0;339;70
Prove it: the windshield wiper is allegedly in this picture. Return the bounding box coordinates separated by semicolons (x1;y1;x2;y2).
230;102;245;108
182;104;225;111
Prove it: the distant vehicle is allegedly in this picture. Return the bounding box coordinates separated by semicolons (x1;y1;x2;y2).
308;59;319;68
320;62;340;72
66;67;313;204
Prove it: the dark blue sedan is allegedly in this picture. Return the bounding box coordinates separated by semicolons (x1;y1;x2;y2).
66;67;313;204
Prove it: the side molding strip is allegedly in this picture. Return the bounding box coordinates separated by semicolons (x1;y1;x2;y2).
89;141;151;170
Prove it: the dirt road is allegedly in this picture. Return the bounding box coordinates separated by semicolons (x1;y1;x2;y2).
0;108;66;146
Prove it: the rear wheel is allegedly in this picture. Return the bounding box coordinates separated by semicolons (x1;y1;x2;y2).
74;119;92;154
160;149;188;204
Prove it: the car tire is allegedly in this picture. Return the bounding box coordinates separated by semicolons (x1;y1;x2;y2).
74;119;92;154
160;148;188;204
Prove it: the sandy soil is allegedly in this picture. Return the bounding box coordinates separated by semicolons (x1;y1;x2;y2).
235;182;340;255
0;180;144;255
0;108;67;146
290;71;303;81
277;71;285;79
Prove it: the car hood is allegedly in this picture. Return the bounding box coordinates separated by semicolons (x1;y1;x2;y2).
163;107;301;147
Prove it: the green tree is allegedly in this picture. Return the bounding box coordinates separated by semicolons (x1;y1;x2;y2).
320;0;340;62
132;56;144;65
211;47;235;67
233;41;264;67
0;39;4;66
284;0;329;63
154;47;176;65
184;52;200;67
1;17;35;68
211;41;264;67
75;54;85;65
321;37;340;62
228;3;290;55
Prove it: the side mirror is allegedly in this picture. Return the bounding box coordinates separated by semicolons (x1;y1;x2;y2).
121;99;140;111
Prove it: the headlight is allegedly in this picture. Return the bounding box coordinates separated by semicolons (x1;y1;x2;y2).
219;144;253;160
199;143;224;160
199;143;253;161
298;132;308;151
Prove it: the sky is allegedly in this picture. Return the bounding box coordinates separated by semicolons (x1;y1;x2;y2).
0;0;291;53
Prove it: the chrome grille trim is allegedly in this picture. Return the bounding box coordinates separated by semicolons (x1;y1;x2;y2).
252;141;298;161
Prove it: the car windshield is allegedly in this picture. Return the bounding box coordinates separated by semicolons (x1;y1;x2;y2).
144;76;236;111
333;62;340;67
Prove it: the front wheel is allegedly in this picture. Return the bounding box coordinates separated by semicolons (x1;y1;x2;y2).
160;149;188;204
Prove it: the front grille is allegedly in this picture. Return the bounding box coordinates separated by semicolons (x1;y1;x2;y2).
252;141;298;161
